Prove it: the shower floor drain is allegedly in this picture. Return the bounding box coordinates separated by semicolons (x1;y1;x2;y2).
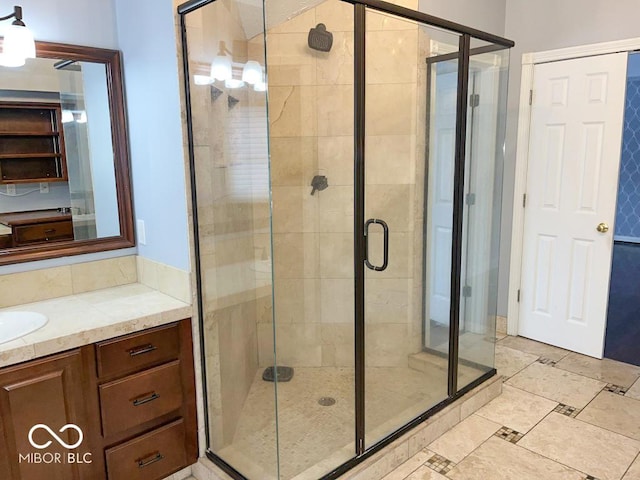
318;397;336;406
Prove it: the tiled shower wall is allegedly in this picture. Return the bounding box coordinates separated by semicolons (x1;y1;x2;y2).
254;0;429;369
182;0;434;452
615;76;640;243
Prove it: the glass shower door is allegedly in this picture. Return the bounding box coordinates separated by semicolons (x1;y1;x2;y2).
264;0;357;478
361;8;460;448
456;42;510;390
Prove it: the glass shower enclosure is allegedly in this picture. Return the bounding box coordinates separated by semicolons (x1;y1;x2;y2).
177;0;512;478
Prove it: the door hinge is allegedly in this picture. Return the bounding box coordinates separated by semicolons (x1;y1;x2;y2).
529;89;533;105
517;289;521;302
470;93;480;108
466;193;476;206
463;285;472;297
523;193;527;208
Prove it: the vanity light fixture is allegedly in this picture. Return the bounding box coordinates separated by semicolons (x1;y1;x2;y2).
0;5;35;67
211;55;232;81
242;60;262;85
210;41;232;81
204;42;264;89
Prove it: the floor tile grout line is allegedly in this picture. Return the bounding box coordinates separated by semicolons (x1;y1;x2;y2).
513;399;559;445
551;360;640;389
571;395;640;444
627;377;640;397
515;403;639;478
474;383;559;437
503;376;577;408
435;411;594;480
505;361;620;405
393;450;438;480
423;421;504;477
497;336;572;362
619;451;640;480
533;390;640;446
535;359;606;386
497;336;640;385
496;346;541;380
514;432;605;480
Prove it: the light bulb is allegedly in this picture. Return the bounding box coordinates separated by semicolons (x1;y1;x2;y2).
210;55;232;81
1;23;35;67
61;110;74;123
76;111;87;124
242;61;262;85
253;81;267;92
224;78;245;89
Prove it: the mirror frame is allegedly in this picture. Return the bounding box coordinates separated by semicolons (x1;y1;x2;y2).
0;40;135;265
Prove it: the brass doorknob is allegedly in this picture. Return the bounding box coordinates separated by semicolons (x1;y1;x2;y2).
596;223;609;233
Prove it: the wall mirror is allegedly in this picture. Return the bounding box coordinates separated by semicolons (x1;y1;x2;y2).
0;41;134;265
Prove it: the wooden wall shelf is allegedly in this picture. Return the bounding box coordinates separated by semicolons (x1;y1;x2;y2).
0;102;68;184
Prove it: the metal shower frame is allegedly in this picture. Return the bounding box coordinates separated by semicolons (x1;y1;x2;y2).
176;0;514;477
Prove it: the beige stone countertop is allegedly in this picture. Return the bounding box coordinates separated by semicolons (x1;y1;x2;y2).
0;283;192;369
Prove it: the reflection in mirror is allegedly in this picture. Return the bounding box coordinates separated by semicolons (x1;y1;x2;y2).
0;42;133;264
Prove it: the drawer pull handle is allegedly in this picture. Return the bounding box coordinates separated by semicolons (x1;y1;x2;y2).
137;452;164;468
128;344;157;356
132;392;160;406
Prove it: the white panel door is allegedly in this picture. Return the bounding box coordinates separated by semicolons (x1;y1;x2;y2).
520;53;627;357
428;67;458;326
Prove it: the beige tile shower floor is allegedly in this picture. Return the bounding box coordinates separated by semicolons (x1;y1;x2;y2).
217;357;486;480
382;336;640;480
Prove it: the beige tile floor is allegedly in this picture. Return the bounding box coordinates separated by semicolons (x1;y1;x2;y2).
215;356;486;480
382;335;640;480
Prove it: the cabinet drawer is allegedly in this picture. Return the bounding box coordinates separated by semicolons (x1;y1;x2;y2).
13;220;73;245
105;419;187;480
96;323;180;378
99;361;182;437
0;234;12;248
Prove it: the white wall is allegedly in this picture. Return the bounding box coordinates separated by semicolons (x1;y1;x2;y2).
420;0;506;37
17;0;118;48
499;0;640;315
114;0;191;272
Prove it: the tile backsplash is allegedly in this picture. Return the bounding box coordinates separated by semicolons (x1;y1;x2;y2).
137;256;192;304
0;255;192;308
0;256;137;308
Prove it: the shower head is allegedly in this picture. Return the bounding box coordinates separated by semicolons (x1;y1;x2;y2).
308;23;333;52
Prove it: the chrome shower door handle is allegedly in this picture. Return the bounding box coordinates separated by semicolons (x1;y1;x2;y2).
364;219;389;272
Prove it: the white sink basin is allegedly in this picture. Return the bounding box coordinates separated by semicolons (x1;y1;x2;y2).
0;311;48;345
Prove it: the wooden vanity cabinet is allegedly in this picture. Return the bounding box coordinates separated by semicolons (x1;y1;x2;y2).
0;348;101;480
96;320;198;480
0;319;197;480
0;210;75;247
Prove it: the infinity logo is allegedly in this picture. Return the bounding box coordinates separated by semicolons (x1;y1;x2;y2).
28;424;84;450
